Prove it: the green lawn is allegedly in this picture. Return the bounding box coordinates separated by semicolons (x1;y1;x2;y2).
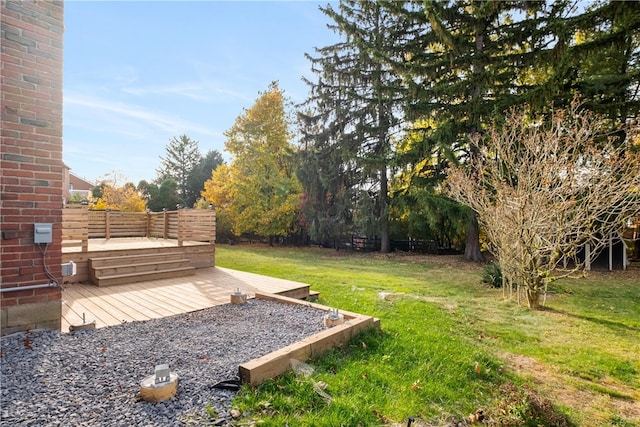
216;244;640;426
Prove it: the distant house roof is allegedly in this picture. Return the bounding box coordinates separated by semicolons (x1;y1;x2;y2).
69;173;94;192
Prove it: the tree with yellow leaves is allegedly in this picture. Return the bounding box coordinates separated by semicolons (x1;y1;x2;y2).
93;182;146;212
202;164;234;241
202;83;302;243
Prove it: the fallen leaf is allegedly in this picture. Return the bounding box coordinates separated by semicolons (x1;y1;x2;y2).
474;361;481;375
24;337;32;350
468;409;485;423
372;409;390;423
361;372;368;379
361;342;367;349
99;347;108;352
411;380;421;391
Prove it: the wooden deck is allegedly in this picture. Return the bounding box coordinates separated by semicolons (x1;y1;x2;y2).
61;237;207;253
61;267;313;333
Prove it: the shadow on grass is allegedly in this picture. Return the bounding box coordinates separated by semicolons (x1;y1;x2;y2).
543;307;639;333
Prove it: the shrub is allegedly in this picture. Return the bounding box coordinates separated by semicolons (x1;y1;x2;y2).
482;262;503;288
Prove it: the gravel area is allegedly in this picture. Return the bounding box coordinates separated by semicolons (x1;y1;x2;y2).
1;299;327;426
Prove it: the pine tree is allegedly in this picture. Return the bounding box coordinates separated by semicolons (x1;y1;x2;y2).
388;0;575;261
297;113;356;246
186;149;224;207
156;134;202;206
563;1;640;122
299;0;406;252
138;179;182;212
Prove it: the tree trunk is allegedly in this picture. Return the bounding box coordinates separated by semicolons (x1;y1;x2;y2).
464;211;484;262
463;12;486;264
380;165;390;253
526;287;541;310
526;276;546;310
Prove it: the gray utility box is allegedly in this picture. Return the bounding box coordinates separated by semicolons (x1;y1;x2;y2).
34;223;53;244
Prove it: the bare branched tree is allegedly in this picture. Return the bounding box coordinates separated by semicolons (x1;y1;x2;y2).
447;102;640;309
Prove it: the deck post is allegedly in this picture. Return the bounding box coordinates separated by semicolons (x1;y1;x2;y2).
177;210;184;247
81;207;88;252
105;210;111;239
163;210;168;239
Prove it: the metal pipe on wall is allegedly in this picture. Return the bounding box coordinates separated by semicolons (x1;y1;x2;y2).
0;282;58;293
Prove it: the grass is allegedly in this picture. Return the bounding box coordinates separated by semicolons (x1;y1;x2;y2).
216;244;640;426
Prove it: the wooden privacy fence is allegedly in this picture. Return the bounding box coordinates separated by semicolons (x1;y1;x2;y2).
62;208;216;252
62;207;89;251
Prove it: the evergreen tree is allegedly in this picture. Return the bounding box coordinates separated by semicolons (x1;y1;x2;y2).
387;0;574;261
563;1;640;122
297;113;356;246
186;149;224;207
299;0;406;252
390;118;468;251
156;134;202;206
300;0;638;257
138;179;182;212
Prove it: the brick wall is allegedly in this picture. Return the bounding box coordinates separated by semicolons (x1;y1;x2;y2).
1;0;64;335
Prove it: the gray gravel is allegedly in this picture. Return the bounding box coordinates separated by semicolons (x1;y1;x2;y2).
1;299;327;426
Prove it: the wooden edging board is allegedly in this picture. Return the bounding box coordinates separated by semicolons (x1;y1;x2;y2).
238;292;381;386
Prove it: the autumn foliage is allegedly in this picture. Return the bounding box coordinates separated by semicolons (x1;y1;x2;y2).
202;83;302;241
93;183;146;212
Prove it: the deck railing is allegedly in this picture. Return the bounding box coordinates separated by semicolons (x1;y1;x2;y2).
62;208;216;252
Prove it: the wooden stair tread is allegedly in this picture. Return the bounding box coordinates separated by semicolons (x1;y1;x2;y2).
90;253;184;264
305;290;320;301
276;285;310;300
98;266;195;280
95;267;197;287
90;252;184;260
93;259;190;271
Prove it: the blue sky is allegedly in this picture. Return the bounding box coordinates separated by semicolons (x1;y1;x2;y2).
63;1;338;185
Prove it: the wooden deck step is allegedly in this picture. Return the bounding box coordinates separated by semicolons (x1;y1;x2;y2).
89;251;196;287
305;290;320;301
276;285;310;300
95;266;196;287
93;259;192;277
90;252;185;268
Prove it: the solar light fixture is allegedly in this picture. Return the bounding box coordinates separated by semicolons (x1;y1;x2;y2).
140;363;179;402
323;308;345;327
154;364;171;385
230;287;247;304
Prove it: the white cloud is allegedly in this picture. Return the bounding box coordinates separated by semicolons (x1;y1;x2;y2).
64;91;220;137
120;77;254;104
121;82;211;101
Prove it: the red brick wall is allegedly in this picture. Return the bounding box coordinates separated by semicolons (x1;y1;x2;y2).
1;0;64;334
